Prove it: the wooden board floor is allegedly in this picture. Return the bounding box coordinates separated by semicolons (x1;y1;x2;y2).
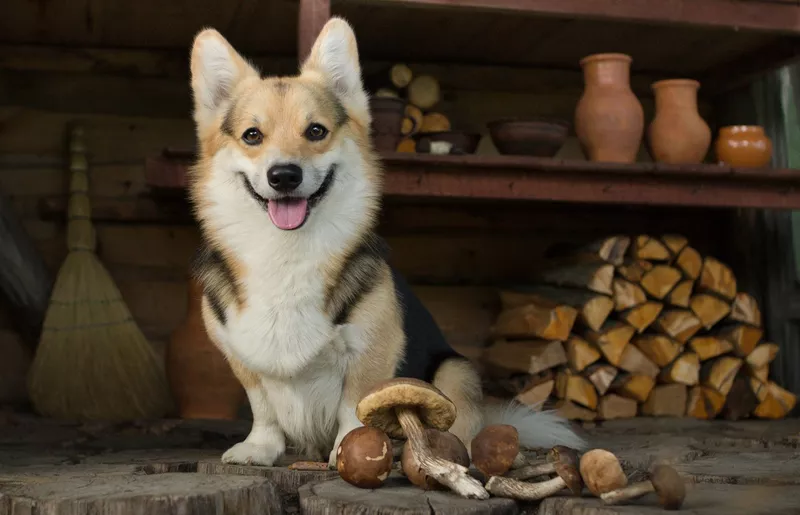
1;412;799;514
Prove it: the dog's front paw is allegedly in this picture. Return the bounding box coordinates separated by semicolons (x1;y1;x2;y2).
222;442;280;466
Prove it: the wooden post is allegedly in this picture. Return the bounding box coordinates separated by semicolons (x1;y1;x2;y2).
298;0;331;64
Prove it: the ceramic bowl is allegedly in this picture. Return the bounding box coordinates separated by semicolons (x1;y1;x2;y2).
487;117;569;157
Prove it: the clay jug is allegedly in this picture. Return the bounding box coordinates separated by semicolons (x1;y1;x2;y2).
715;125;773;168
647;79;711;164
575;53;644;163
165;276;245;419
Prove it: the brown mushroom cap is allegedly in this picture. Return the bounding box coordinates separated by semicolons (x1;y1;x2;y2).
470;424;520;477
650;465;685;510
401;428;470;490
554;461;583;495
547;446;579;468
336;426;394;489
356;378;457;439
579;448;628;496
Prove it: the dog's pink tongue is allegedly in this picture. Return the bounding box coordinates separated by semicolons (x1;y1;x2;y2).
267;198;309;230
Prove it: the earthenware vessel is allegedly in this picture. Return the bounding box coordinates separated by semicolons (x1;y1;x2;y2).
369;96;406;152
165;276;244;419
647;79;711;164
487;117;569;157
575;53;644;163
715;125;773;168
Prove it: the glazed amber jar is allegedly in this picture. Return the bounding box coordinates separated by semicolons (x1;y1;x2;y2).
714;125;773;168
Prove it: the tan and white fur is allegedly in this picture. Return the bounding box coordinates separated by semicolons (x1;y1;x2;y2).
187;17;587;469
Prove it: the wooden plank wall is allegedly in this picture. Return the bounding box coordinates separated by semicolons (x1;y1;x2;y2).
0;44;732;405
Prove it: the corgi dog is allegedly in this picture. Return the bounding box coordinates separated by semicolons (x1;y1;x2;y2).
187;17;587;468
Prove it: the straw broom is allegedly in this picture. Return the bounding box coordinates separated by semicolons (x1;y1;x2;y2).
27;124;172;422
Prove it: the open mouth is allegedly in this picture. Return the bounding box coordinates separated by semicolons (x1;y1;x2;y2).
239;166;336;231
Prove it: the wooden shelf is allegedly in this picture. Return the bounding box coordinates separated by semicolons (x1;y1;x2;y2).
144;151;800;210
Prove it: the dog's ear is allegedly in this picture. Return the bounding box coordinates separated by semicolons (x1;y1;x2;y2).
301;17;368;114
190;28;259;129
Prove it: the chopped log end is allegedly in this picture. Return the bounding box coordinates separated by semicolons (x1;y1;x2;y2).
499;286;613;333
396;138;416;153
702;356;744;396
641;383;688;417
690;293;732;329
401;117;417;136
618;343;660;378
632;235;671;261
584;322;635;366
718;324;763;357
555;399;597;421
482;339;567;377
676;246;702;280
599;235;632;265
407;75;441;110
611;374;655;403
699;256;737;301
390;63;413;88
746;342;779;369
612;278;647;311
419;112;451;134
661;234;689;256
686;386;725;419
640;265;683;300
749;364;769;383
729;292;762;327
584;364;618;396
667;279;694;308
565;335;602;372
598;394;638;420
492;303;578;341
654;309;703;344
374;87;400;98
660;352;700;386
617;260;653;283
619;301;663;333
633;334;681;368
555;369;599;409
722;375;758;421
689;336;733;361
515;379;554;409
540;263;615;296
752;382;797;420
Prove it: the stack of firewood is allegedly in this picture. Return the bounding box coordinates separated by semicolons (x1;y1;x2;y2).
482;234;797;422
372;64;452;153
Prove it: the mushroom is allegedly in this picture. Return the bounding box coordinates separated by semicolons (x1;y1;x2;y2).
600;464;686;510
506;445;579;480
356;378;489;499
401;428;469;490
471;424;525;477
579;448;628;496
485;458;583;501
335;426;393;489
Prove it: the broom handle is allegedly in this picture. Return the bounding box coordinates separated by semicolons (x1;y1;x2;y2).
66;125;96;253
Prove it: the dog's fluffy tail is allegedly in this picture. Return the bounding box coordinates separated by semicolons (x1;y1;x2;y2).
482;399;589;451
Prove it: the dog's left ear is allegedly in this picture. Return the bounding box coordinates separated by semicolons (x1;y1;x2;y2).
301;17;368;114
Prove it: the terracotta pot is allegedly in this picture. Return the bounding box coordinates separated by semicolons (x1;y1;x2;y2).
647;79;711;164
575;53;644;163
369;97;406;152
165;276;245;420
714;125;773;168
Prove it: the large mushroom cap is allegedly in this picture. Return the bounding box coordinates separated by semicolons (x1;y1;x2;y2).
555;461;583;495
471;424;520;477
356;378;457;439
580;448;627;496
651;465;685;510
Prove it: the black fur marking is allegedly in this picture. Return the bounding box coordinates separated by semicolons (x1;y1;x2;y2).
191;244;241;326
391;267;461;382
327;234;390;325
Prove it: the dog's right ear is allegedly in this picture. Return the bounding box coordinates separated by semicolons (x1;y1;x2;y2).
190;29;259;130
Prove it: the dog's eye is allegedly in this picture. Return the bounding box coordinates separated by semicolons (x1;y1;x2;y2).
241;127;263;145
304;123;329;142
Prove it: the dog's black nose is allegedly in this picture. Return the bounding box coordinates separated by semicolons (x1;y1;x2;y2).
267;164;303;192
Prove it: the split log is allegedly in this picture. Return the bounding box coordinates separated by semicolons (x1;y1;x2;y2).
659;352;700;386
666;279;693;308
751;381;797;419
688;336;733;361
616;260;653;283
407;75;440;109
405;105;423;133
729;292;762;327
701;356;743;396
499;286;613;332
690;293;732;329
716;324;763;357
749;365;769;383
639;265;683;300
492;303;577;340
641;383;688;417
633;334;681;368
653;309;703;344
584;364;617;396
374;88;400;98
598;394;638;420
555;369;598;409
544;235;631;266
583;322;635;366
617;344;660;378
612;278;647;311
746;343;779;369
538;263;614;295
419;112;451;133
401;117;417;136
396;138;416;152
482;339;567;376
610;374;655;402
686;386;726;419
661;234;689;256
555;399;597;421
390;63;413;88
515;375;555;409
675;246;702;279
618;301;663;333
721;375;758;421
564;335;601;372
698;256;737;300
631;235;671;261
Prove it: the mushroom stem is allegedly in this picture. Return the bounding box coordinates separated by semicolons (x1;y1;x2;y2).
486;474;566;501
600;480;655;505
395;407;489;499
506;461;555;480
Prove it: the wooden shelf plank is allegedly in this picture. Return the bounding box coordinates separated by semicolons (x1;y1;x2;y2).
145;152;800;210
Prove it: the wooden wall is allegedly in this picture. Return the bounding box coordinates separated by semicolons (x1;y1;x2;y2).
0;44;734;405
